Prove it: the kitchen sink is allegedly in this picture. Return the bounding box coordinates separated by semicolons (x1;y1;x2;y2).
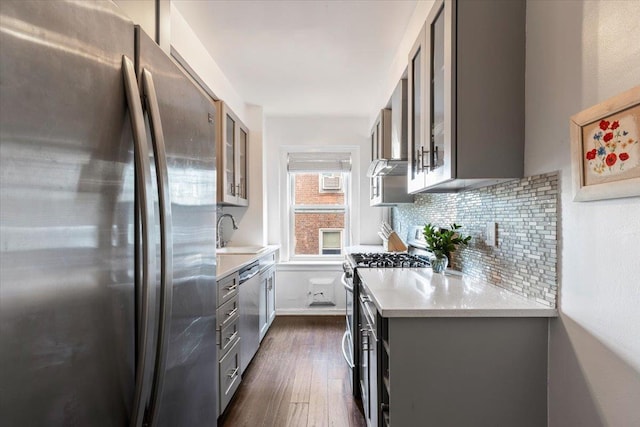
217;246;268;255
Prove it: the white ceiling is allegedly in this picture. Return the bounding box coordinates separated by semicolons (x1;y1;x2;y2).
172;0;417;117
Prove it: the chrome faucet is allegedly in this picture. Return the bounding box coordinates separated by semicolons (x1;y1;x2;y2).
216;213;239;248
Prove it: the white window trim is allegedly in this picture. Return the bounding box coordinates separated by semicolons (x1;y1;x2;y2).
279;146;360;263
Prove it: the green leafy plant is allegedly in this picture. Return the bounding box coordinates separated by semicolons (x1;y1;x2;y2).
423;223;471;259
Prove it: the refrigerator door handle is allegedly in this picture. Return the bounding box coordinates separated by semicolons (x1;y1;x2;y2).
141;68;174;427
122;55;157;427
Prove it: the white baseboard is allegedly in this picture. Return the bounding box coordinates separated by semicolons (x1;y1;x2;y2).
276;308;345;316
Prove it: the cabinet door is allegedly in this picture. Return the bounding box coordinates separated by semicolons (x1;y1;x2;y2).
260;268;276;339
220;104;238;204
259;271;267;341
407;23;427;193
424;0;455;189
217;102;250;206
219;338;241;414
236;124;249;206
370;122;381;205
266;269;276;326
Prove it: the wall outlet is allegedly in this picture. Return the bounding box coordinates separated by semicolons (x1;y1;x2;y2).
486;222;497;247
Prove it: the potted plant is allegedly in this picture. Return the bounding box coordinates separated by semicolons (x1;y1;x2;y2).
423;223;471;273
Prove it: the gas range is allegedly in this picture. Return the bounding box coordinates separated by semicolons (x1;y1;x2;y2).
347;252;431;269
341;250;431;400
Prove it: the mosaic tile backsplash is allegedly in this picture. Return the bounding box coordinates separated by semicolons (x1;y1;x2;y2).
392;172;558;307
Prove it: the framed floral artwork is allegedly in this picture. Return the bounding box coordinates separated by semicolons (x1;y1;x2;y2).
570;85;640;201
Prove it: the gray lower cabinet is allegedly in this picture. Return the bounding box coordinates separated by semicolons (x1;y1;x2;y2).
216;250;278;417
379;316;548;427
216;272;241;415
259;266;276;341
219;338;241;413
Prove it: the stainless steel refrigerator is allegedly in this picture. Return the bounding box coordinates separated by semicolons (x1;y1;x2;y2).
0;1;218;426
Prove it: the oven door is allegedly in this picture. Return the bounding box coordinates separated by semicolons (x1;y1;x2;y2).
341;271;357;395
359;289;378;427
359;295;369;420
342;272;354;337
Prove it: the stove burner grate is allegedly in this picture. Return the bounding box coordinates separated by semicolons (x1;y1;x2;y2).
349;252;430;268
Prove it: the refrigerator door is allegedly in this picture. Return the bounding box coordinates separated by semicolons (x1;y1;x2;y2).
136;30;218;426
0;1;140;426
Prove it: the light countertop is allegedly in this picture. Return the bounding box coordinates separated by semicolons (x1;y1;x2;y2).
357;268;557;318
216;245;279;280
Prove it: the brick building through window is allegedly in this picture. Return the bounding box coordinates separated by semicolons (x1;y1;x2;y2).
292;173;346;255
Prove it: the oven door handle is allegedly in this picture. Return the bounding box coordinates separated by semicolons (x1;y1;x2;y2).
341;330;355;369
341;272;353;292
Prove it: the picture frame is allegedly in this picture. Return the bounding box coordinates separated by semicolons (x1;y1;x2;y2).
570;85;640;201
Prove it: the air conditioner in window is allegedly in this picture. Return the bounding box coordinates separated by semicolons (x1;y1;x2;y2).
322;175;342;190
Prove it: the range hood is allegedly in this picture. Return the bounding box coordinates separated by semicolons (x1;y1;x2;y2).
367;78;408;178
366;158;408;177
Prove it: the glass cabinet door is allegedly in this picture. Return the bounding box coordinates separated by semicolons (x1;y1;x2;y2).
237;126;248;205
431;6;445;170
217;101;249;206
424;0;454;188
224;113;236;202
407;23;427;193
370;124;380;204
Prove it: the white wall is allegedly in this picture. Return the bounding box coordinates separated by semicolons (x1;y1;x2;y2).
171;5;267;246
170;5;247;120
525;1;640;426
113;0;156;39
276;266;346;315
368;0;434;124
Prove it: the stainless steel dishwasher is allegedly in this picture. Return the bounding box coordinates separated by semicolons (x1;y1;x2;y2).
238;261;261;374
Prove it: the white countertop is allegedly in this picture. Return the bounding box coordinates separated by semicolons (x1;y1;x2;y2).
357;268;557;318
216;245;279;280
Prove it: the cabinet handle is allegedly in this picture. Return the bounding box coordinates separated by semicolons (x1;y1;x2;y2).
432;145;439;168
420;147;431;170
225;284;238;293
227;367;239;379
416;147;424;171
225;331;238;343
226;307;238;320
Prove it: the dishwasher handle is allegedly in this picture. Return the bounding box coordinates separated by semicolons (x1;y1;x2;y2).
239;261;260;283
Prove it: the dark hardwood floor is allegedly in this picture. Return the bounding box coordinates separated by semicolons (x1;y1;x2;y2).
219;316;366;427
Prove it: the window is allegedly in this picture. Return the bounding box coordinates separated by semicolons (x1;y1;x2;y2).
285;151;352;260
319;173;343;193
319;229;343;255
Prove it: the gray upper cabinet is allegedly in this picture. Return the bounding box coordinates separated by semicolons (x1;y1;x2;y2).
218;101;249;206
408;0;525;193
369;80;414;206
369;109;390;206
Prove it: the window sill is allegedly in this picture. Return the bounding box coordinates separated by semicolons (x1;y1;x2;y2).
277;261;343;272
